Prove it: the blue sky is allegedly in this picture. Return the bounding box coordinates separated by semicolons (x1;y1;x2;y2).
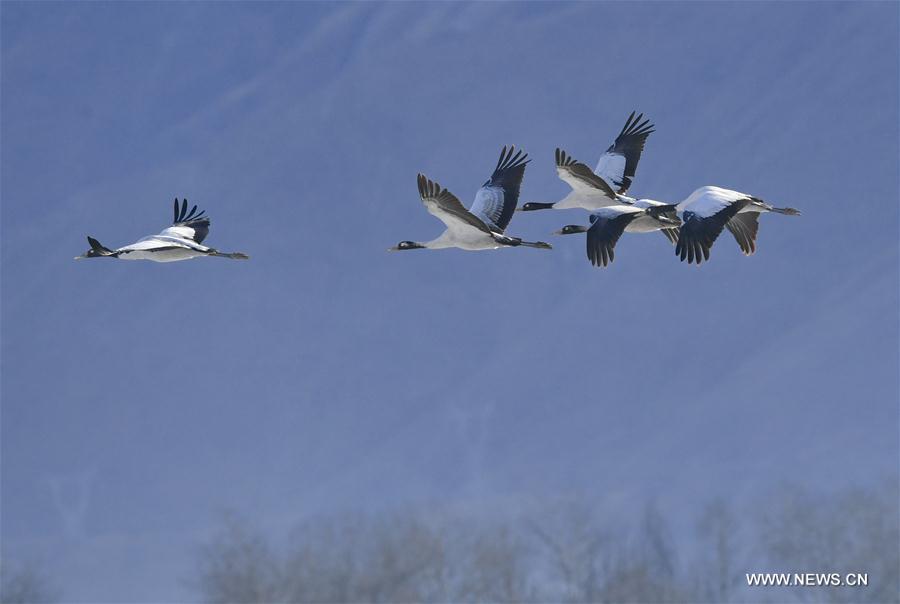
2;2;898;600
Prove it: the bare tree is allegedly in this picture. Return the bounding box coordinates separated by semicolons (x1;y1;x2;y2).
193;514;284;603
695;497;741;602
525;499;608;602
281;515;367;603
353;513;448;602
596;502;693;604
454;521;534;603
756;480;899;603
0;560;58;604
191;481;898;604
280;511;453;603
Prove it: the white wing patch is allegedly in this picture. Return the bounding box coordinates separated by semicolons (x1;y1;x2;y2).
422;198;487;238
159;225;199;240
470;185;505;231
594;153;625;192
678;186;751;218
123;234;210;252
592;204;644;220
119;237;190;252
555;167;609;199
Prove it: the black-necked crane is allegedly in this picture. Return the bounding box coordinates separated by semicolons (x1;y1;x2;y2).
518;111;655;212
390;146;551;252
76;199;248;262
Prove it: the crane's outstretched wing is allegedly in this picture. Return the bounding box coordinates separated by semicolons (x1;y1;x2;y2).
676;199;751;264
726;212;760;255
661;228;679;245
159;198;210;243
470;146;530;233
649;204;680;245
556;148;618;203
586;212;640;267
595;111;655;194
417;174;491;235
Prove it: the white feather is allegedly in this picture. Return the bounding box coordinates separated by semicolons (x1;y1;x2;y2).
469;185;505;231
594;153;625;190
677;186;751;218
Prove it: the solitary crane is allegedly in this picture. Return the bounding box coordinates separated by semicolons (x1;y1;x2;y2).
76;199;248;262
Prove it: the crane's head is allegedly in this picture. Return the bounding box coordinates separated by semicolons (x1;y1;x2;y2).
552;225;589;236
388;241;425;252
517;202;555;212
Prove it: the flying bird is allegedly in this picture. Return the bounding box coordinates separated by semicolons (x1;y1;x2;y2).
518;111;655;212
75;199;249;262
674;186;800;265
390;146;551;252
554;203;680;267
538;146;680;266
594;110;656;194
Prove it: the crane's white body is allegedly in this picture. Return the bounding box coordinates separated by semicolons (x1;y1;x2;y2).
114;235;212;262
677;185;769;217
422;228;504;251
77;199;248;262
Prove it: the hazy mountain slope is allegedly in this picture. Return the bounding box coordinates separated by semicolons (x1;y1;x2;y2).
2;2;897;599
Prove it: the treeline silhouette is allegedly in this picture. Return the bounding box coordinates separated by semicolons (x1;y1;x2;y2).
191;481;898;604
0;560;57;604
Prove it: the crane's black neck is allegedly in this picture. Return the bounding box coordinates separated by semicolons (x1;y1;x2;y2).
521;202;555;212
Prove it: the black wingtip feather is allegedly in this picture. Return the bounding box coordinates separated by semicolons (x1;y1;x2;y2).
479;145;531;232
417;173;446;201
555;148;576;168
493;145;529;173
496;146;508;171
417;173;427;198
169;198;211;242
615;111;656;140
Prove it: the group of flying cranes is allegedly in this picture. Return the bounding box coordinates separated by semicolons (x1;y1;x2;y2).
74;112;799;266
391;111;801;266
